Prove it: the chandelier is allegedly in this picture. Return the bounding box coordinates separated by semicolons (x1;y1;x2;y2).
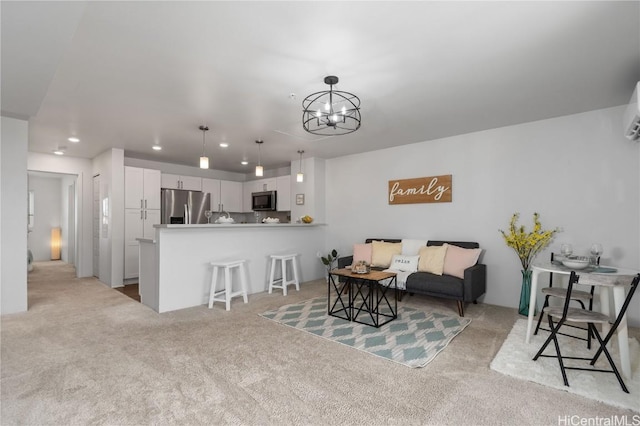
302;75;361;136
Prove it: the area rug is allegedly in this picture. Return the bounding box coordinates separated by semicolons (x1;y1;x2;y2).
260;296;471;368
490;319;640;412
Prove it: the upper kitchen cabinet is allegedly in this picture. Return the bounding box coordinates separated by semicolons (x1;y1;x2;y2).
258;178;277;192
203;178;243;212
125;167;161;209
201;178;221;212
220;180;242;212
161;173;202;191
276;175;291;211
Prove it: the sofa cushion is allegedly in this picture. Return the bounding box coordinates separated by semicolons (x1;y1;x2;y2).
442;243;482;279
418;245;448;275
389;254;419;272
352;243;372;265
406;272;464;298
371;241;402;268
401;239;428;256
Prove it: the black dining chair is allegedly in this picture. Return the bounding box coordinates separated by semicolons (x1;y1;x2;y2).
533;272;640;393
534;253;597;348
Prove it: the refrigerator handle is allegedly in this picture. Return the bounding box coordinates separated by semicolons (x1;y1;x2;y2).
184;203;190;224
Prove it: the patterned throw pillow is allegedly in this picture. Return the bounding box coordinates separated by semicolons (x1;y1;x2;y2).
389;254;420;272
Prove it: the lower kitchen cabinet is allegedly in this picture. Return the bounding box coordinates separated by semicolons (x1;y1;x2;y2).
124;208;160;279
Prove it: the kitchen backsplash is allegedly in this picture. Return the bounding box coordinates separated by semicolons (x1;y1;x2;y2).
211;211;291;224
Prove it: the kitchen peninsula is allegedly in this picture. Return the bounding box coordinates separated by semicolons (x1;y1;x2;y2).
138;223;326;313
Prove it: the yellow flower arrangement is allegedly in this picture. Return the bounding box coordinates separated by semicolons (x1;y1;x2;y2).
500;212;559;271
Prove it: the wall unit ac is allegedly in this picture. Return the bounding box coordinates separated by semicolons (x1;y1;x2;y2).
623;81;639;141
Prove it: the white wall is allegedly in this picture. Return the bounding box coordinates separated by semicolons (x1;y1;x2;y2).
1;116;28;314
325;106;640;326
27;152;93;278
27;175;61;261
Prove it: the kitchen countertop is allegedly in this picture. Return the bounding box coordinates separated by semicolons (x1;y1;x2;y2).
154;223;323;229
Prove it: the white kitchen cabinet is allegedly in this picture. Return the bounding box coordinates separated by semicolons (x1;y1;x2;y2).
125;167;161;209
243;180;260;212
276;175;291;211
202;178;221;211
203;179;242;212
161;173;202;191
124;208;160;279
125;166;161;278
258;178;277;191
220;180;243;212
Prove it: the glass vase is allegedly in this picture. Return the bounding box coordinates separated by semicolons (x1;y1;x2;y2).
518;269;535;316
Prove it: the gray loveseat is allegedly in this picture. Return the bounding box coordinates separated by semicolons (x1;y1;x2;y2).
338;239;486;316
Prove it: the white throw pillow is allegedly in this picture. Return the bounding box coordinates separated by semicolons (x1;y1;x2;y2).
388;254;420;273
401;239;428;256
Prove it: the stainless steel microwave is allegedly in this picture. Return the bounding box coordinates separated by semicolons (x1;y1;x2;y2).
252;191;277;211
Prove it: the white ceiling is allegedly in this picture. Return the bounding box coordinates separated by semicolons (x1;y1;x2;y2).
2;1;639;174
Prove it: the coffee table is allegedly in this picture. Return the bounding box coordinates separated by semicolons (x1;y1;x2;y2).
328;268;398;328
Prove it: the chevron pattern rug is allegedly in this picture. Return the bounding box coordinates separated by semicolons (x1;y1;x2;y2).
260;297;471;368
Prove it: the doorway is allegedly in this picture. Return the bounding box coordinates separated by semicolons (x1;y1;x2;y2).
27;171;78;268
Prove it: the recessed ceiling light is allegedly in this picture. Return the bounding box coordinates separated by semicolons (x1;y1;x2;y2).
53;149;65;155
219;142;229;148
68;137;80;143
241;160;248;165
152;145;162;151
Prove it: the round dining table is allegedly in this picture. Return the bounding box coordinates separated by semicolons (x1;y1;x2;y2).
525;261;639;379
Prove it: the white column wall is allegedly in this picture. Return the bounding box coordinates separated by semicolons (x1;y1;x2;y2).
1;116;28;314
290;157;325;224
325;106;640;326
92;148;124;288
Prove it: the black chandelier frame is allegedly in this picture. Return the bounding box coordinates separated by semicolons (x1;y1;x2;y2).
302;75;361;136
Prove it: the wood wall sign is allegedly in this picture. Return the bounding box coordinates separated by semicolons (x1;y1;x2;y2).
388;175;452;205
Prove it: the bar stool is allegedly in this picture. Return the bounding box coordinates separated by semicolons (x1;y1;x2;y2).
209;260;249;311
268;254;300;295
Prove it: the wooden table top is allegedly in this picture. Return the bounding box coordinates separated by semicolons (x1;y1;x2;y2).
329;268;397;281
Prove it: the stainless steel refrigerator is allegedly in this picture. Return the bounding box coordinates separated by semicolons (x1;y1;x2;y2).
161;189;211;224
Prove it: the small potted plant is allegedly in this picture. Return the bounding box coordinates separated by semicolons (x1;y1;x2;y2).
320;249;339;277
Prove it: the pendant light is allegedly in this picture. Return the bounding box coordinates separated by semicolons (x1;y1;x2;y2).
199;125;209;169
296;150;304;182
255;140;264;176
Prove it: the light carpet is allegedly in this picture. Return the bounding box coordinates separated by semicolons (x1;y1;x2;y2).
490;319;640;412
260;296;471;368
